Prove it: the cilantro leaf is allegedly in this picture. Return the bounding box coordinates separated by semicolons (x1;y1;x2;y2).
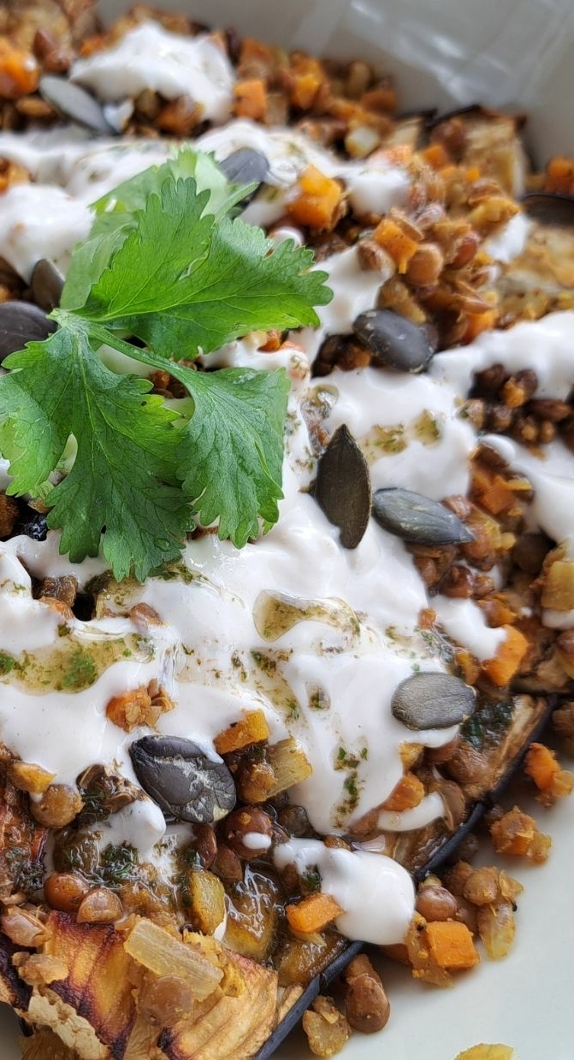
0;319;191;580
0;147;333;581
62;149;255;312
77;173;332;358
174;365;290;547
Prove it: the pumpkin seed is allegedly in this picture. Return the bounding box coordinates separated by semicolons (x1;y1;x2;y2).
314;424;371;548
392;672;476;730
372;487;474;545
19;511;48;542
0;301;56;362
30;259;64;313
353;309;435;372
129;735;236;825
39;76;116;135
219;148;270;198
521;192;574;227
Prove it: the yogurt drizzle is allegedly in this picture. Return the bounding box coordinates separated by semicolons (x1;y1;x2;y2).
0;19;573;944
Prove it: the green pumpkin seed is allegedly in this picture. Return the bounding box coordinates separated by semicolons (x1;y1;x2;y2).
392;672;476;730
372;487;474;545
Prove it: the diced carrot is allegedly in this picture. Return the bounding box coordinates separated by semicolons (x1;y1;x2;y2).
290;71;321;110
424;920;479;970
463;308;498;342
213;709;270;755
372;217;419;273
524;743;574;804
465;166;482;183
285;892;344;934
286;164;343;230
259;329;282;351
421;143;451;169
381;772;425;812
0;38;39;99
482;625;528;687
524;743;559;791
233;78;267;121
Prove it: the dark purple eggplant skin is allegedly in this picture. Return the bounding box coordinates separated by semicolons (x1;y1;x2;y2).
521;192;574;227
425;103;526;132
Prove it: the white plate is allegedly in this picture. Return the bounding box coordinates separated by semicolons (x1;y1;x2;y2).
2;778;572;1059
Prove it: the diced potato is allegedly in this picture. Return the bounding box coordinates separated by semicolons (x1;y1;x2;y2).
455;1047;515;1060
182;869;226;936
266;737;313;796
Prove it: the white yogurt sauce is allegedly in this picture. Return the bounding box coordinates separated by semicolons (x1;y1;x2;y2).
71;23;235;123
273;838;414;945
0;117;408;282
483;211;532;264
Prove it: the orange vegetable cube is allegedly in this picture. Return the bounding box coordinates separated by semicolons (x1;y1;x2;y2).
0;37;39;99
213;709;270;755
233;78;267;121
290;71;321;110
372;218;419;273
524;743;559;791
285;892;344;934
421;143;451;169
381;772;425;812
424;920;479;970
286;165;343;230
464;308;498;342
482;626;528;686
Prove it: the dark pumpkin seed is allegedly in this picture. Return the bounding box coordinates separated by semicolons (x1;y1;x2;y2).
391;672;476;730
352;309;435;373
129;735;236;825
30;259;64;313
314;424;371;549
18;511;48;542
372;487;474;545
219;147;270;198
39;76;116;135
0;302;56;363
521;192;574;227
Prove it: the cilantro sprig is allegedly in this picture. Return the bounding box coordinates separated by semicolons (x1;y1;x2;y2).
0;150;332;580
